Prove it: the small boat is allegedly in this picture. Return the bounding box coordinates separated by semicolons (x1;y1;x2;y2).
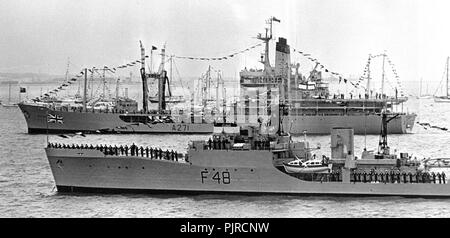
283;157;332;174
434;96;450;103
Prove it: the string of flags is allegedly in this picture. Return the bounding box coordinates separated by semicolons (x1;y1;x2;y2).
291;47;354;87
37;54;154;100
37;43;262;99
292;47;406;96
350;56;372;91
36;70;86;100
384;55;405;96
174;43;263;61
353;54;405;96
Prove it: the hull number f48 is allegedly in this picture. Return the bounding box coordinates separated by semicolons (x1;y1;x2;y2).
201;170;231;184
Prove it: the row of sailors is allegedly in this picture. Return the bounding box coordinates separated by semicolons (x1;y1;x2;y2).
349;171;446;184
206;137;231;150
331;92;390;100
322;171;447;184
47;143;181;161
206;137;271;150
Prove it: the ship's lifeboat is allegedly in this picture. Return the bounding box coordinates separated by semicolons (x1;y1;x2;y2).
283;158;332;174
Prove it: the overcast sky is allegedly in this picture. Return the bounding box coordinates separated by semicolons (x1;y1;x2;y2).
1;0;450;85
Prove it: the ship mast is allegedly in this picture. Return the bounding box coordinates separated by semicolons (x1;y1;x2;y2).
139;41;149;113
366;54;372;98
257;17;280;73
115;77;120;104
381;52;386;96
157;45;168;113
64;57;70;97
216;70;221;109
83;68;88;112
378;110;399;155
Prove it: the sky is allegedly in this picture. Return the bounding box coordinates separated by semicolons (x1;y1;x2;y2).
1;0;450;87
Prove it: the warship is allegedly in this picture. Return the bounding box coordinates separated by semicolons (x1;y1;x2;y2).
45;101;450;197
19;42;236;134
235;17;416;134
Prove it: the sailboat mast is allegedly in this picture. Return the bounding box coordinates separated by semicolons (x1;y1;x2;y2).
8;83;11;104
447;56;449;98
419;77;422;97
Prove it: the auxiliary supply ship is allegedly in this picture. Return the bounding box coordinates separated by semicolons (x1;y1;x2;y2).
234;17;416;134
45;102;450;197
19;42;236;134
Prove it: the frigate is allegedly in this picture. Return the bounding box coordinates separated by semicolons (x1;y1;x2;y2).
45;104;450;197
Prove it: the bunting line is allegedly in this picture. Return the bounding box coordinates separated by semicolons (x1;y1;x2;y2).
174;43;262;61
292;47;352;87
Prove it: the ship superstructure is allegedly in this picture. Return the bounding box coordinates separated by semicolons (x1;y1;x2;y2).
235;17;416;134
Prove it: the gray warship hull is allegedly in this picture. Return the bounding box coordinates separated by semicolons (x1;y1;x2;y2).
19;103;214;134
20;103;415;135
46;148;450;197
281;113;416;135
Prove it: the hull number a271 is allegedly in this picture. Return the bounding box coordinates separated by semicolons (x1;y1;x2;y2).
172;124;189;132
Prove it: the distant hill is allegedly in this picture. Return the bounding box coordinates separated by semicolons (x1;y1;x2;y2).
0;72;65;84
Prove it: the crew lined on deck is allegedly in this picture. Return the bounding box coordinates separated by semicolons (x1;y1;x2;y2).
349;170;446;184
205;137;270;150
47;143;181;161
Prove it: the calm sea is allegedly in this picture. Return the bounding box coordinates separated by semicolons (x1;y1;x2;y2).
1;82;450;217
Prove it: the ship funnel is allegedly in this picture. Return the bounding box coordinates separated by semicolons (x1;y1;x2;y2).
331;128;354;160
275;37;290;77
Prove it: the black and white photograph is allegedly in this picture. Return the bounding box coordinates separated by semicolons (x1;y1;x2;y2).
1;0;450;222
